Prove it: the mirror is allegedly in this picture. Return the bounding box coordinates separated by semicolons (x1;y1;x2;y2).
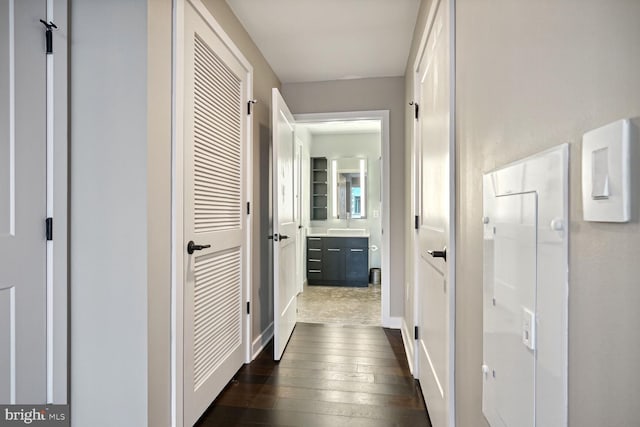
332;158;367;219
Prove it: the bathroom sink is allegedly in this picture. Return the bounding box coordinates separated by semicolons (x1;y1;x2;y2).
326;228;369;237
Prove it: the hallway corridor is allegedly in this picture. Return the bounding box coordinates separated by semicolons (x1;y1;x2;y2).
195;323;431;426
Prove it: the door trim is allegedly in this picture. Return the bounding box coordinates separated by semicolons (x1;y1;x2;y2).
294;110;392;328
411;0;456;424
171;1;253;425
48;0;68;404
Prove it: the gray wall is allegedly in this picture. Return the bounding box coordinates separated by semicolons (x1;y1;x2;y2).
406;1;640;426
200;0;281;345
282;77;406;317
70;0;152;425
308;133;383;268
146;0;173;425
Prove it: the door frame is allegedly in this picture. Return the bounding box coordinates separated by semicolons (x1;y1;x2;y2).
294;110;393;327
411;0;456;424
49;0;68;404
171;1;253;425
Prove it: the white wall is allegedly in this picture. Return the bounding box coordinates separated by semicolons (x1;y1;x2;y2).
307;132;383;268
281;77;405;316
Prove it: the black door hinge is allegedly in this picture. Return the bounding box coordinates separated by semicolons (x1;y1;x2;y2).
414;326;419;340
40;20;57;54
247;99;257;115
46;217;53;241
410;101;419;120
247;202;250;215
414;215;419;230
246;301;250;314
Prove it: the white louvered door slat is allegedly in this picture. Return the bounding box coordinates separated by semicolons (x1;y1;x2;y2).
183;3;248;425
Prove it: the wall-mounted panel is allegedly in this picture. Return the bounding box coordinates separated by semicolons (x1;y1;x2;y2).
483;145;568;427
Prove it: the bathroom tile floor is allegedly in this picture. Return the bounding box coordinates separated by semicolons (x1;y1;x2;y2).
297;283;382;326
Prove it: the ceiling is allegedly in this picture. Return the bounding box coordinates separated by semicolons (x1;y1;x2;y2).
226;0;420;83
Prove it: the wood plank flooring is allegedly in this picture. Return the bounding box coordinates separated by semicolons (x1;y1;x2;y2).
195;322;431;427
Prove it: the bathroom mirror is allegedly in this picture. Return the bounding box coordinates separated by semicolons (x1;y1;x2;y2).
331;158;367;219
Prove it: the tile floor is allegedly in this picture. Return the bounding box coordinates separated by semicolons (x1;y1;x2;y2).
297;283;382;326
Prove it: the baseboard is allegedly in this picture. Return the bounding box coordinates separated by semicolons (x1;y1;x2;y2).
384;316;402;329
401;318;415;375
251;321;274;360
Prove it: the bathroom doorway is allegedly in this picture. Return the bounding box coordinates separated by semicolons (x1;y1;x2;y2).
293;111;390;327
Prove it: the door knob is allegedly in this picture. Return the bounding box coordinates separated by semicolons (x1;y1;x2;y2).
187;240;211;254
427;248;447;261
279;234;289;240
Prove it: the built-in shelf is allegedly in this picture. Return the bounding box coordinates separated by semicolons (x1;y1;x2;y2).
310;157;328;220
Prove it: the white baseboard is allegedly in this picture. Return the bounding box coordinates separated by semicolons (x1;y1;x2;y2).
401;318;415;375
384;316;402;329
251;321;274;360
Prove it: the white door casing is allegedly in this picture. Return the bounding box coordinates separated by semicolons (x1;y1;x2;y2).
293;110;392;327
294;140;304;295
272;88;298;361
180;2;251;425
414;0;456;426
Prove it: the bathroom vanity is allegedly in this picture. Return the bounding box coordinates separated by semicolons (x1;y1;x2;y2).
306;230;369;287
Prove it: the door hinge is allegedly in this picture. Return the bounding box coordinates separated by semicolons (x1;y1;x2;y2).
45;217;53;241
247;99;257;115
414;215;419;230
247;202;250;215
40;20;57;54
410;101;419;120
246;301;250;314
414;326;419;340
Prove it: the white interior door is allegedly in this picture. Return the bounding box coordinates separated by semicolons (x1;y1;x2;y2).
415;0;455;426
0;0;47;404
272;88;297;361
183;3;247;424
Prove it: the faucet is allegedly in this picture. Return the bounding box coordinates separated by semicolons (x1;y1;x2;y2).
346;212;351;228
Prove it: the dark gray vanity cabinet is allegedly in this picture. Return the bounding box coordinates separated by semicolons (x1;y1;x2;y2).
306;236;369;286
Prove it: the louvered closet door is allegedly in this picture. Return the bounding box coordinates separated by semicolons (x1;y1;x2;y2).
183;3;247;425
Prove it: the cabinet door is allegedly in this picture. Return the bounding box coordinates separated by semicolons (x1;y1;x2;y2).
323;247;344;281
345;248;368;283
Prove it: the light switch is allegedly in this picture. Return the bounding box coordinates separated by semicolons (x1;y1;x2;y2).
582;119;635;222
591;147;610;200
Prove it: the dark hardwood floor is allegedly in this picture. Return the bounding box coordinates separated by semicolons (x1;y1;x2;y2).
196;322;431;427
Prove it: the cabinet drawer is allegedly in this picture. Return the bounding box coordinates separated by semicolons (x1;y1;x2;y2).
307;270;323;281
307;259;322;270
307;248;323;260
307;237;323;249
